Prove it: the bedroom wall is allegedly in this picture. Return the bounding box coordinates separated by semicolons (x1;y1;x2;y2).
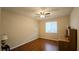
0;8;1;51
1;9;39;49
39;16;70;41
70;7;79;51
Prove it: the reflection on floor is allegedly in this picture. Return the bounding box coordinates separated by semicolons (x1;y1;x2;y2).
12;38;59;51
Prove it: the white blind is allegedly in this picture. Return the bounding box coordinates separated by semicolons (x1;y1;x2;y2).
45;22;57;33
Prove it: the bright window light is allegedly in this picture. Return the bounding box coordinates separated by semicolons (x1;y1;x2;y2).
45;22;57;33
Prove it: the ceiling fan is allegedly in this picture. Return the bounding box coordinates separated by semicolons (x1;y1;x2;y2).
35;10;51;18
34;8;58;19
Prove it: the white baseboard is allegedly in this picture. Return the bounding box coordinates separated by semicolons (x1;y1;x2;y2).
11;37;39;50
39;37;59;41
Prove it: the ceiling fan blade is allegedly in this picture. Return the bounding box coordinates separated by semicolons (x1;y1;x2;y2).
40;11;44;15
45;13;50;15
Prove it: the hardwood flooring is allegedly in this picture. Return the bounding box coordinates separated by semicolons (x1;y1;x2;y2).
12;38;59;51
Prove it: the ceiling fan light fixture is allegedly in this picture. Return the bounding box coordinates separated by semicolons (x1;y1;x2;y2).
40;15;45;18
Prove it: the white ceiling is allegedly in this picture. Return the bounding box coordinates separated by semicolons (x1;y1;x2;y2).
3;7;73;19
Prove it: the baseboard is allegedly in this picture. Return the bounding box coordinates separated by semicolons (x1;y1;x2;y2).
39;37;59;41
11;37;39;50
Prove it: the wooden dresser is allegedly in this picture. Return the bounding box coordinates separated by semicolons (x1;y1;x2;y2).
59;29;77;51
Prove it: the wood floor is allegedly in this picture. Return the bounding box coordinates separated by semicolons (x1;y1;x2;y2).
12;38;59;51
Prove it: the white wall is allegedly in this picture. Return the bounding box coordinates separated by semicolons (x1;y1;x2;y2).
39;16;70;41
1;9;39;49
70;8;79;51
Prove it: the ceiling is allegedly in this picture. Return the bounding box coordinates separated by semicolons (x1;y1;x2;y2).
3;7;73;19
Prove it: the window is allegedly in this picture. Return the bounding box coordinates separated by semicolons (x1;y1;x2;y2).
45;22;57;33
